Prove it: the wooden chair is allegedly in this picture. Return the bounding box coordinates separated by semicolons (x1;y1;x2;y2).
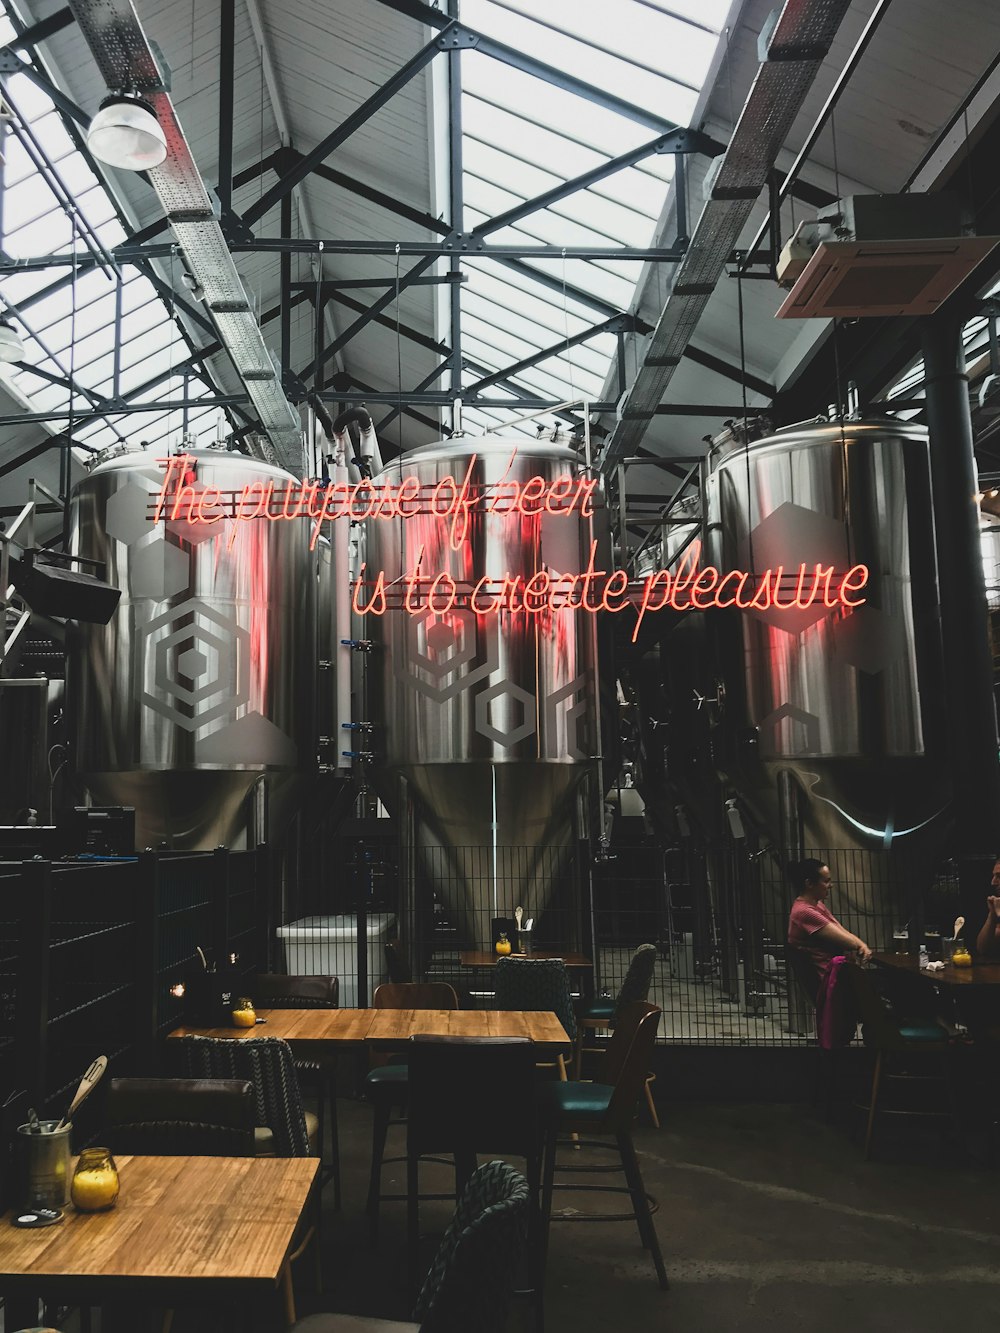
290;1161;529;1333
537;1001;669;1290
365;981;460;1241
254;972;341;1208
93;1076;256;1156
575;943;659;1125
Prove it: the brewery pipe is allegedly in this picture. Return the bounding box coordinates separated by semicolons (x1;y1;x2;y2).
309;395;358;770
922;314;1000;923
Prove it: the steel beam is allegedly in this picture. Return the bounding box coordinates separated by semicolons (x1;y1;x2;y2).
471;129;718;240
373;0;726;145
242;30;448;228
465;316;637;395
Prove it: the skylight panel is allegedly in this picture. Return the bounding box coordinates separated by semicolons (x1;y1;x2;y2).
452;0;726;431
462;0;701;125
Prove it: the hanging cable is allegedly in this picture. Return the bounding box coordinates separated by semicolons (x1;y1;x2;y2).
736;264;754;577
394;242;402;450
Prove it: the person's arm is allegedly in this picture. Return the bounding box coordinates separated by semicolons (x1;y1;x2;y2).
813;920;872;962
976;896;1000;957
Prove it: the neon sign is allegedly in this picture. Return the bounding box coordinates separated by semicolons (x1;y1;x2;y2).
149;455;869;642
152;453;597;549
351;540;869;643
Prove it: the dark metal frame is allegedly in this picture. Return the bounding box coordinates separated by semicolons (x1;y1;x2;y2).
0;0;740;478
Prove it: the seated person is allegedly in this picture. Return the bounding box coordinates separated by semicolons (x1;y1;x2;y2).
787;857;871;998
975;858;1000;958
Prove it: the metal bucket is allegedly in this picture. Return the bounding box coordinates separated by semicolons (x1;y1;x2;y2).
17;1120;71;1209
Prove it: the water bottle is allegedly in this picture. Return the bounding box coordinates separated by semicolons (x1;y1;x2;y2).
918;944;929;970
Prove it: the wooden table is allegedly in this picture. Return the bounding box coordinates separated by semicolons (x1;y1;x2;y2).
873;951;1000;987
0;1154;317;1320
459;950;592;969
169;1007;571;1053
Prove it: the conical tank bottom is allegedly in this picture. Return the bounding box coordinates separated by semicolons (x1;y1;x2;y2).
402;762;586;950
83;770;302;850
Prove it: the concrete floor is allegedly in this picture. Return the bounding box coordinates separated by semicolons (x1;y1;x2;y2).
291;1090;1000;1333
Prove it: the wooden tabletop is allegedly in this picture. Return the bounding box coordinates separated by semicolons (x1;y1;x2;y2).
872;952;1000;987
363;1007;570;1050
459;950;592;968
0;1155;317;1301
169;1007;570;1051
169;1007;377;1045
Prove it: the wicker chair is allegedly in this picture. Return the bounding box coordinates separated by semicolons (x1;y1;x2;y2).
170;1034;313;1157
290;1160;530;1333
169;1034;318;1321
493;956;576;1079
254;973;341;1207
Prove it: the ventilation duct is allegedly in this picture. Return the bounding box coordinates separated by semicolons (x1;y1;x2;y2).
67;0;304;472
601;0;854;470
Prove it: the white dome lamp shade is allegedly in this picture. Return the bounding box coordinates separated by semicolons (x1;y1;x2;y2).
86;92;167;171
0;319;24;363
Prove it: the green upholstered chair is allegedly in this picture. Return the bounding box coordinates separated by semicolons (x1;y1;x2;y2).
537;1001;668;1290
841;964;957;1160
290;1160;529;1333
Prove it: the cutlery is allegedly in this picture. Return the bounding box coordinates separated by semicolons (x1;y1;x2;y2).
953;915;965;940
514;906;523;931
56;1055;108;1131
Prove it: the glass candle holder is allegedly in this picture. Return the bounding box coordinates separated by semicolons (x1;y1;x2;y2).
71;1147;119;1212
231;997;256;1027
495;932;512;956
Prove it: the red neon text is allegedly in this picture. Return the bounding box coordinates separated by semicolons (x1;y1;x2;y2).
152;454;598;551
351;540;870;639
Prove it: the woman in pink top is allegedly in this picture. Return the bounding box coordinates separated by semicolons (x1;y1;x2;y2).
787;858;871;994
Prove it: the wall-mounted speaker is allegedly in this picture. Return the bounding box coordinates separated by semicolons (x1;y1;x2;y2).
9;555;121;625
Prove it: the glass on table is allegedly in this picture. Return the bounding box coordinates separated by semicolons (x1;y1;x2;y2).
892;928;909;955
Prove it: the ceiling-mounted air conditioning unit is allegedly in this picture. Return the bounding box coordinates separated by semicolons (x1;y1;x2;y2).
775;193;1000;318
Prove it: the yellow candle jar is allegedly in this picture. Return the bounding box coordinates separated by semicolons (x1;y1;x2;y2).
231;998;256;1027
71;1147;120;1212
495;933;512;956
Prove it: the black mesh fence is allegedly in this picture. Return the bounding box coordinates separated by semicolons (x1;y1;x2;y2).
290;834;960;1047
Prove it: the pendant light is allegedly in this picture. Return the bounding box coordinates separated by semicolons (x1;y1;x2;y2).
0;317;24;362
86;91;167;170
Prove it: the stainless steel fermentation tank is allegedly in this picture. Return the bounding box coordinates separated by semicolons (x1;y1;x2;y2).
364;438;605;949
702;417;949;923
70;448;316;849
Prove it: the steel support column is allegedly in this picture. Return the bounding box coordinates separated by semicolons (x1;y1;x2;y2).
923;314;1000;925
446;0;463;417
